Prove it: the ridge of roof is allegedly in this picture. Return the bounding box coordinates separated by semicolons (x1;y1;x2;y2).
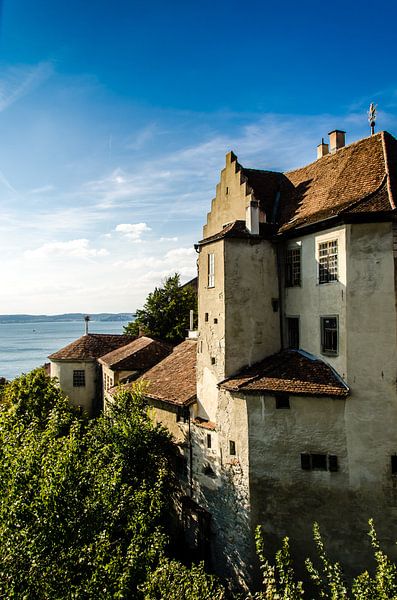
98;336;172;370
48;333;134;361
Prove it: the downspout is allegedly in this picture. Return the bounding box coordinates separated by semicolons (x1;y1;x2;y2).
276;243;285;350
184;405;193;498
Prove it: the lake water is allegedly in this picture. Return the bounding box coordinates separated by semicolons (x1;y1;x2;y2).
0;321;131;380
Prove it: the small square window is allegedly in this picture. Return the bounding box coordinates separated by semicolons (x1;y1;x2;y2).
73;370;85;387
321;316;338;355
213;318;218;324
311;454;327;470
275;394;290;409
211;357;216;365
229;440;236;456
206;434;212;449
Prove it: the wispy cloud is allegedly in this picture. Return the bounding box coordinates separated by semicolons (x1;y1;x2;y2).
24;239;109;259
0;62;53;112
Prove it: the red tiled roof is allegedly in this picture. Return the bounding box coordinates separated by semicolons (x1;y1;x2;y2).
201;131;397;242
98;336;172;371
221;349;349;398
48;334;134;361
135;339;197;406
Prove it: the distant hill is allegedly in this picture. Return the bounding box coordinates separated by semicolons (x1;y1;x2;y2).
0;313;135;324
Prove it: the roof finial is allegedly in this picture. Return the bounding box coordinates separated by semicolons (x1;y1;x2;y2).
368;102;377;135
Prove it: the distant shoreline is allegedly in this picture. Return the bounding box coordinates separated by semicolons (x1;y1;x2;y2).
0;313;135;324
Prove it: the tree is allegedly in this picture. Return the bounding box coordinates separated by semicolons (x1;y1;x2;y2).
124;273;197;343
0;370;175;599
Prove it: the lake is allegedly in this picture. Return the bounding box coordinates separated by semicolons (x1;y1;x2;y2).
0;320;131;380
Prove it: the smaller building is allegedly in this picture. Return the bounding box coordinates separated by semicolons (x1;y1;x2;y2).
99;336;172;406
49;333;134;414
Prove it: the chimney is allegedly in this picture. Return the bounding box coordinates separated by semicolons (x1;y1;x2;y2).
317;138;329;159
84;315;90;335
246;199;259;235
328;130;346;153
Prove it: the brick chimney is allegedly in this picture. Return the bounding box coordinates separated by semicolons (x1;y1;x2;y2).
317;138;329;159
328;130;346;153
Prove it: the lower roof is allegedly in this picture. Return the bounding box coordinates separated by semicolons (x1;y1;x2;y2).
220;349;349;398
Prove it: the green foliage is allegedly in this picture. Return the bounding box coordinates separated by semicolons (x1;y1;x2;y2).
0;371;174;599
305;523;348;599
141;557;225;599
124;273;197;343
253;526;304;599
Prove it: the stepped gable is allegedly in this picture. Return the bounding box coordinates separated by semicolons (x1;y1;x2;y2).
48;333;134;361
221;349;349;398
98;336;172;371
134;339;197;406
202;131;397;240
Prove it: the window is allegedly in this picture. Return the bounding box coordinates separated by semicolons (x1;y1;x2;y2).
206;434;212;449
285;247;301;286
205;312;209;322
287;317;300;349
275;394;290;409
318;239;338;284
301;453;338;471
229;440;236;456
391;455;397;475
211;357;216;365
73;369;85;387
208;253;215;288
321;316;338;355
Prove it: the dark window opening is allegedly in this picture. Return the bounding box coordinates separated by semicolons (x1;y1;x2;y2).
213;318;218;324
73;370;85;387
391;455;397;475
321;316;338;355
275;394;290;409
205;313;209;322
229;440;236;456
301;453;338;472
319;240;338;284
206;434;212;449
203;463;216;478
285;247;301;286
211;357;216;365
271;298;279;312
287;317;300;349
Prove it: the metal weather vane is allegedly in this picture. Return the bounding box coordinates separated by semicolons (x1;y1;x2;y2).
368;103;377;135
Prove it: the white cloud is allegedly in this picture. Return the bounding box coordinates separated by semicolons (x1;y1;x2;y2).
24;239;109;259
159;236;178;242
115;222;151;241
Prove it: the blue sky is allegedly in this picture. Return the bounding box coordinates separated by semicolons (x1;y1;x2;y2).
1;0;397;313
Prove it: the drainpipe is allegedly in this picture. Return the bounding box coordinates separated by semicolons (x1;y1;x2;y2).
276;242;285;350
184;405;193;498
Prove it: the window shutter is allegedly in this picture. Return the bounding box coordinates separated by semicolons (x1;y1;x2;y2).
328;455;338;472
301;453;311;470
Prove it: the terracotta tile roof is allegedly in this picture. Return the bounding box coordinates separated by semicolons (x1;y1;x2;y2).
202;131;397;242
135;339;197;406
98;336;172;371
220;349;349;398
193;418;216;430
48;334;134;361
277;132;395;233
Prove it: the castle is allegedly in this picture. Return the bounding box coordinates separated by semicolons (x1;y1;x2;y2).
50;128;397;587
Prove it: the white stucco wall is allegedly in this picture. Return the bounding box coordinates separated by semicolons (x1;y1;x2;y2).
50;359;98;415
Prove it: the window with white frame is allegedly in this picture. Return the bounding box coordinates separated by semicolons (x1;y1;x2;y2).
318;239;338;284
285;246;301;286
208;253;215;288
321;316;338;355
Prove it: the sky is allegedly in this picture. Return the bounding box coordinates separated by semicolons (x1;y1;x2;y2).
1;0;397;314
